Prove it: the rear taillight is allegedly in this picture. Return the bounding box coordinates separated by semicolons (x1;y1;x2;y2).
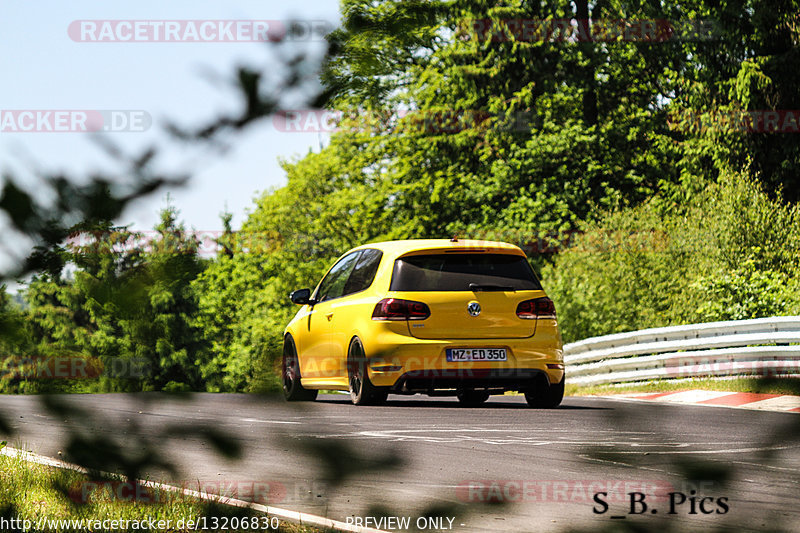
372;298;431;321
516;297;556;319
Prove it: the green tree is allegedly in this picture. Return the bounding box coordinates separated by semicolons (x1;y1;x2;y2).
22;208;209;392
665;0;800;200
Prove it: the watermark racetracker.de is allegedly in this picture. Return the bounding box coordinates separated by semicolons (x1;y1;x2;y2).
69;479;327;505
459;480;673;503
1;355;149;380
0;110;151;133
271;109;536;134
460;18;720;42
669;109;800;133
68;20;334;42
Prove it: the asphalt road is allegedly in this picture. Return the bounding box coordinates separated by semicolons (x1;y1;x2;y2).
2;393;799;533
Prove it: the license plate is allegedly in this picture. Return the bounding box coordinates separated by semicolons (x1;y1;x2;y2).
446;348;507;362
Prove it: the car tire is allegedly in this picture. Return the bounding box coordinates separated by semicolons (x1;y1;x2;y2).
456;389;490;407
282;335;318;401
524;375;564;408
347;338;388;406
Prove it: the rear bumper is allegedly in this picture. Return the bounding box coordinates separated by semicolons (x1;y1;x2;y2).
390;368;553;395
364;321;564;390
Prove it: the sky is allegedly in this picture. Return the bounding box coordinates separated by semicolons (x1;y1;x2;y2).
0;0;341;245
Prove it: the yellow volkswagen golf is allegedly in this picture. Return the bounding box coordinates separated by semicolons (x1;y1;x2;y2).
282;239;564;407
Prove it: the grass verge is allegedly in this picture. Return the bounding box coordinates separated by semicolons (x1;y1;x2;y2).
566;377;800;397
0;447;323;532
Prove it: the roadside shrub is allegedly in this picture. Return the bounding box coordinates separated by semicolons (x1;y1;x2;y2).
544;172;800;343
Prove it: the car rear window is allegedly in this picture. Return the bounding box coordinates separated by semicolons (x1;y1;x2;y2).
390;253;542;291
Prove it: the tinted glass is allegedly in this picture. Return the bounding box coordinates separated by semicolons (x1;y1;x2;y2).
343;249;383;296
390;253;542;291
315;251;361;302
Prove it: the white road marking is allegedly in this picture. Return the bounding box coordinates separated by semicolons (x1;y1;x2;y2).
348;428;718;448
240;418;301;424
730;460;800;475
604;444;798;455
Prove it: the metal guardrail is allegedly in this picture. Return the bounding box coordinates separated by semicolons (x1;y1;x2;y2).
563;316;800;386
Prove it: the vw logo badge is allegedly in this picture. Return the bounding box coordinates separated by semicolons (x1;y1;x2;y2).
467;302;481;317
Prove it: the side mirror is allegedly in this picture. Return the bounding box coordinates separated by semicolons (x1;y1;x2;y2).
290;288;313;305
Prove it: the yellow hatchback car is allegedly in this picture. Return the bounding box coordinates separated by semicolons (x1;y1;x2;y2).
282;239;564;407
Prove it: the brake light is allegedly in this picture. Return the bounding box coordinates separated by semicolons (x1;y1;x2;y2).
372;298;431;321
516;297;557;319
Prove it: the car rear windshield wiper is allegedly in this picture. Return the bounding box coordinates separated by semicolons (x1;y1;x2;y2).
469;283;515;292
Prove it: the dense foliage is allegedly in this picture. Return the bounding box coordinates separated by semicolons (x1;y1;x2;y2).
545;172;800;343
7;209;209;393
5;0;800;392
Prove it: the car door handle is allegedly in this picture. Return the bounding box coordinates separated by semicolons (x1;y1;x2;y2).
326;313;334;321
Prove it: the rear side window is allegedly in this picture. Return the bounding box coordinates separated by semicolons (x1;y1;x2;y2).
390;253;542;291
343;249;383;296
